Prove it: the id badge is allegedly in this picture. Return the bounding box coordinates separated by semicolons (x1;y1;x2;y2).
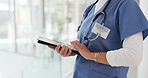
92;23;110;39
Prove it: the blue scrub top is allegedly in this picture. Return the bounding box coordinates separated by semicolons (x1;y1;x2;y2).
73;0;148;78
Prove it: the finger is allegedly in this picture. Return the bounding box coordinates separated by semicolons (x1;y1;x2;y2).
71;41;79;49
74;40;86;49
71;41;81;50
55;44;62;52
75;40;83;46
55;44;62;53
75;40;80;44
59;45;66;55
67;48;72;56
63;46;69;56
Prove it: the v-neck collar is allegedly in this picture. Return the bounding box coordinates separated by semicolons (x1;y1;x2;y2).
84;0;110;23
94;0;108;14
86;2;108;19
94;0;108;15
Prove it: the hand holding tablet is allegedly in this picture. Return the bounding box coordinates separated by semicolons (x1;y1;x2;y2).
37;36;80;55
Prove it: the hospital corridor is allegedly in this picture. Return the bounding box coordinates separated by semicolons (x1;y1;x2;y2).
0;0;148;78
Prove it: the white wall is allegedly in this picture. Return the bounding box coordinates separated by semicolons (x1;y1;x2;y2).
139;0;148;19
138;0;148;78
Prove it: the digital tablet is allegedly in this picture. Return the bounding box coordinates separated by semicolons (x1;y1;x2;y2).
37;36;80;55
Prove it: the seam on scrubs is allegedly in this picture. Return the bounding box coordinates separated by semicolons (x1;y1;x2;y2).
105;1;119;14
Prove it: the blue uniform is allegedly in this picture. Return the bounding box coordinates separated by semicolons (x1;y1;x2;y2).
73;0;148;78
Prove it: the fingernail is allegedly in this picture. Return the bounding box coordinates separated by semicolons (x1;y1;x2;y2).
70;41;73;44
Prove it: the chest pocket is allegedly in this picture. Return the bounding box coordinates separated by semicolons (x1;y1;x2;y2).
87;28;122;52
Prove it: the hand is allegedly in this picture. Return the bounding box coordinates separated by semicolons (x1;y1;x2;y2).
71;40;94;60
48;44;73;57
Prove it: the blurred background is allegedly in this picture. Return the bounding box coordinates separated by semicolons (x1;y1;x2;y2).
0;0;147;78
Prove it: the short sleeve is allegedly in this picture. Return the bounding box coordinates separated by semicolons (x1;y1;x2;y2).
118;0;148;41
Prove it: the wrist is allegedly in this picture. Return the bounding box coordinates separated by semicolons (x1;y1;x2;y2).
89;52;99;62
88;52;97;61
88;52;94;60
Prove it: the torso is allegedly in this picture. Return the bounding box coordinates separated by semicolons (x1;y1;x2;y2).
74;0;129;78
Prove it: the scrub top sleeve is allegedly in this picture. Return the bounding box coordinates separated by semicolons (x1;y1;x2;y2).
118;0;148;41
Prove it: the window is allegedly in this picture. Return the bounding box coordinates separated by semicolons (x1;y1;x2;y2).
0;0;15;53
0;0;94;78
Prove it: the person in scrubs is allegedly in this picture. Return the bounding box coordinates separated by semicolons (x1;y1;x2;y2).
48;0;148;78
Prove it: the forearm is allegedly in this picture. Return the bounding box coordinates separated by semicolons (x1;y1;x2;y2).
88;32;143;67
